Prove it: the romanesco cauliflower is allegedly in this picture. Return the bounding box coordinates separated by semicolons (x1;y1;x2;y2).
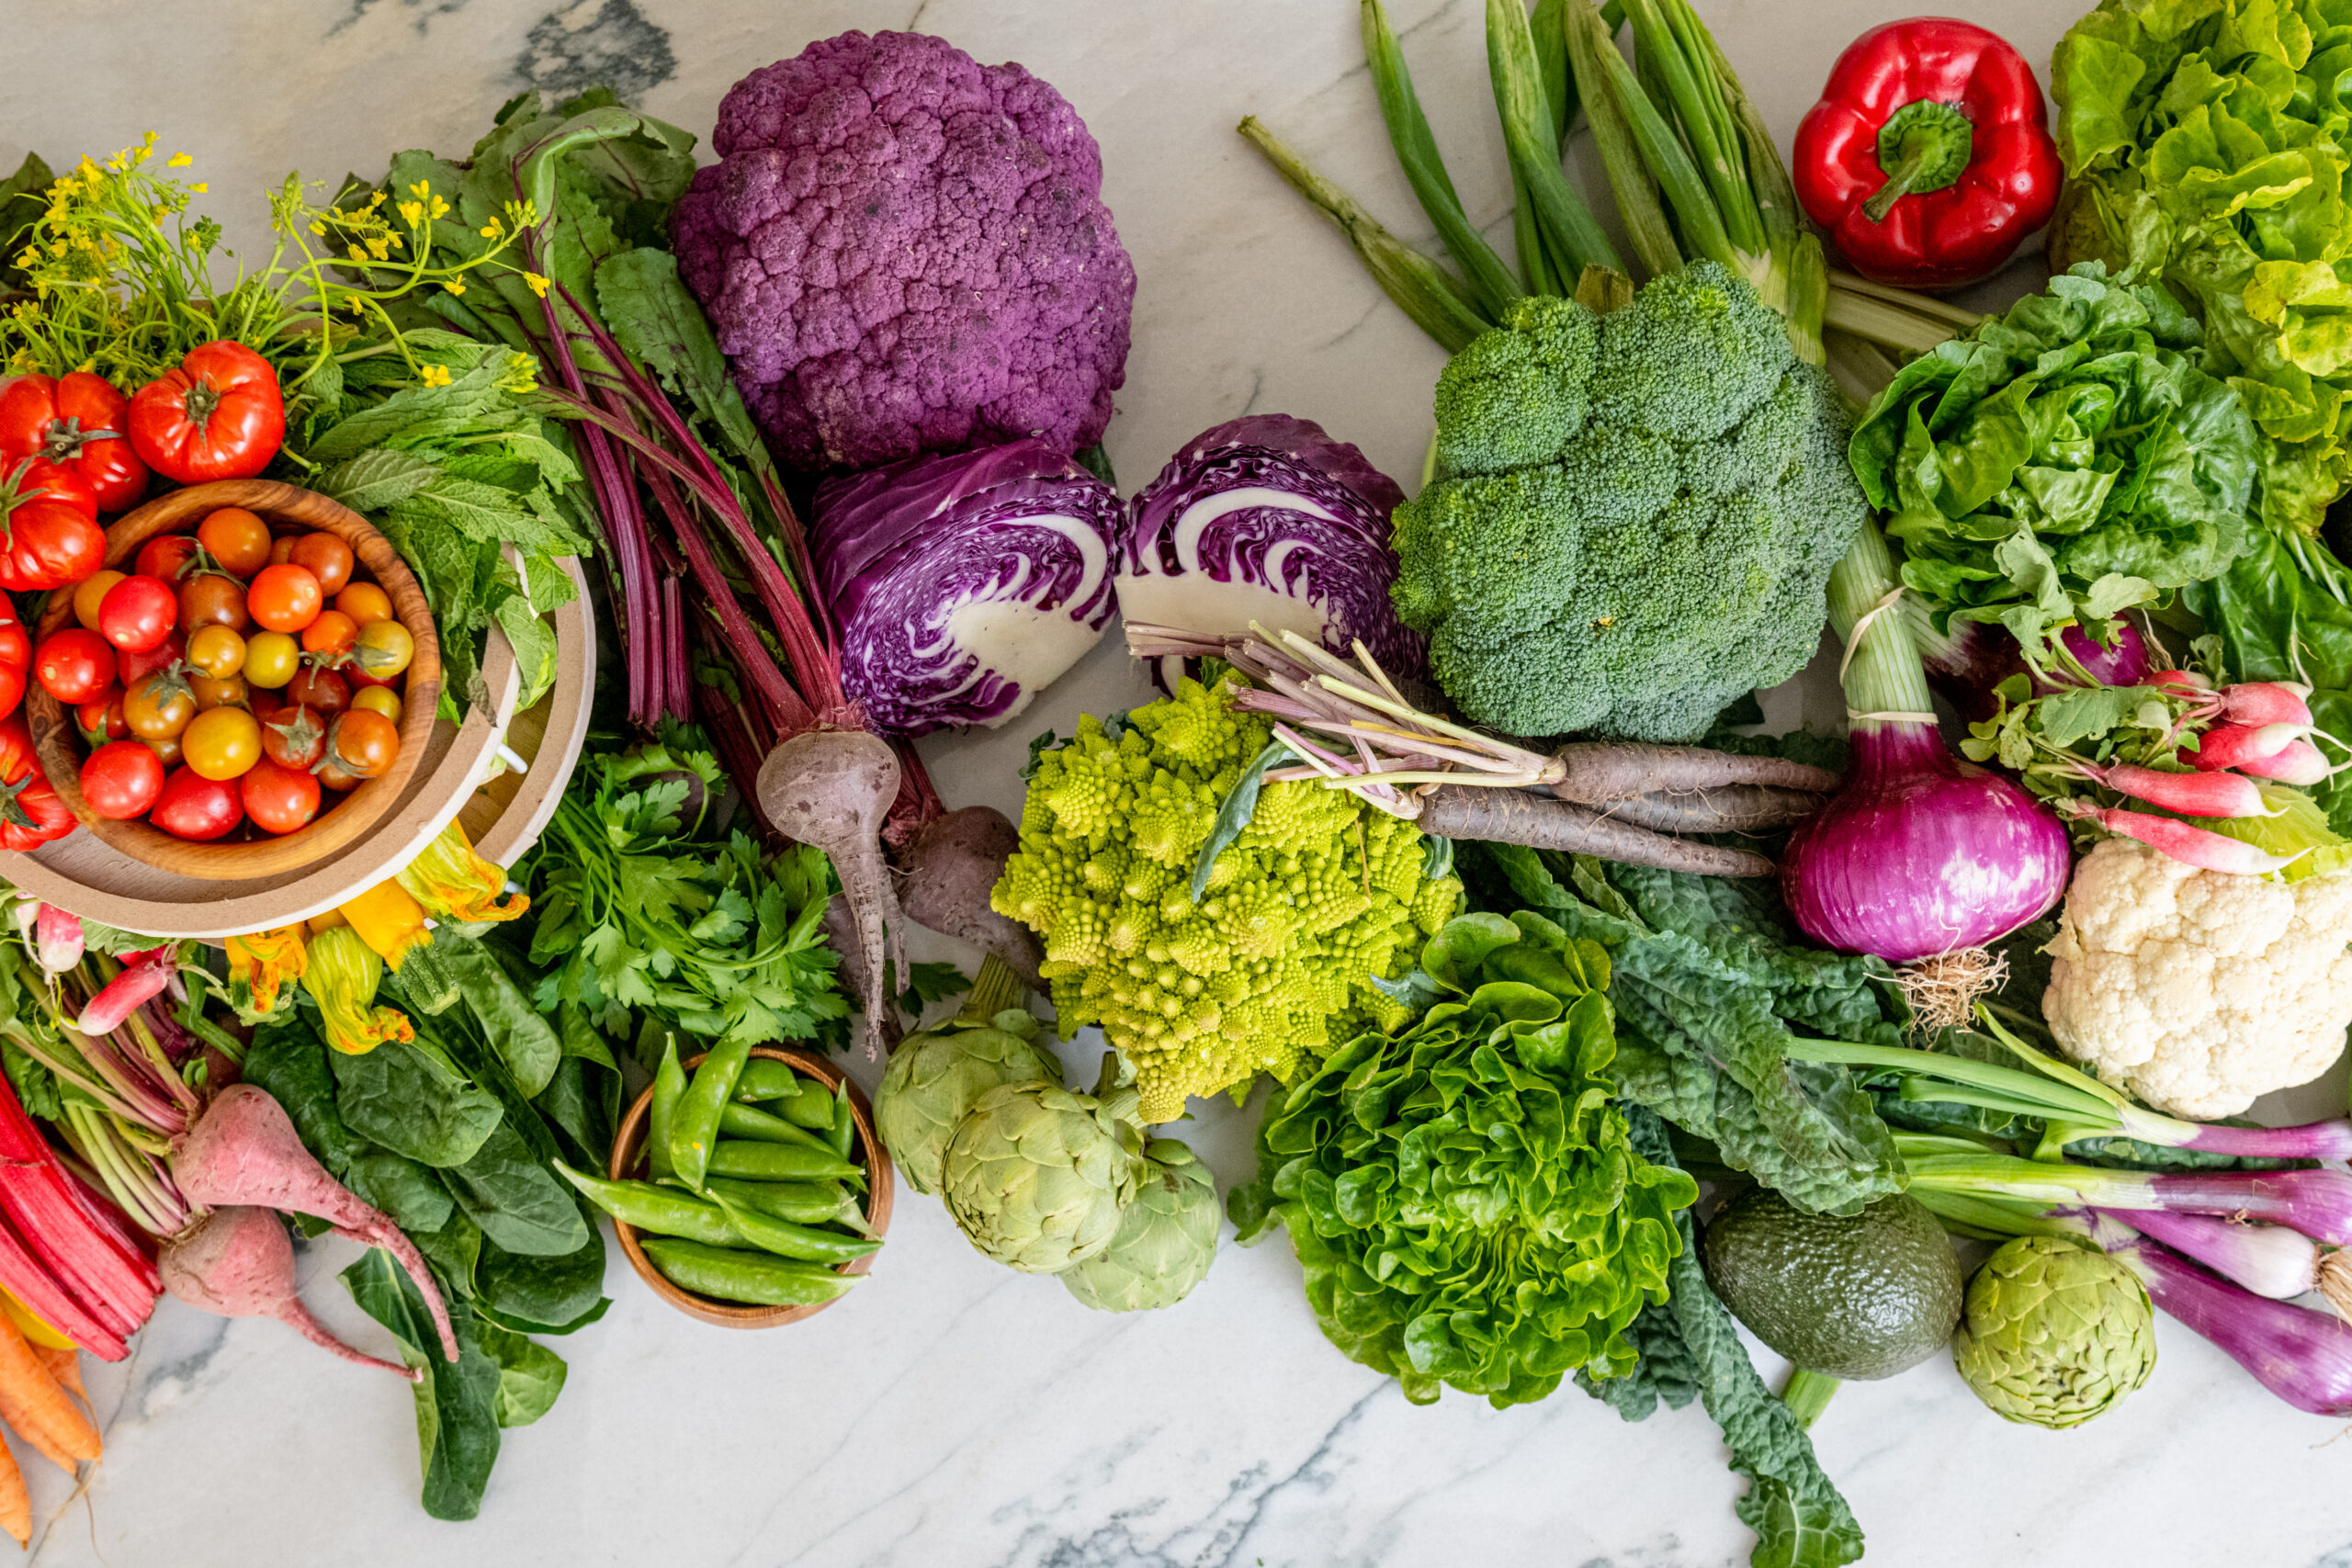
992;676;1463;1122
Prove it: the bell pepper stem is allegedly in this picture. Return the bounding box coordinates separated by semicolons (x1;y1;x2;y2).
1862;99;1974;224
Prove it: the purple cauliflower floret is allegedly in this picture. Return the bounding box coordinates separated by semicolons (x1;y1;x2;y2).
672;29;1136;472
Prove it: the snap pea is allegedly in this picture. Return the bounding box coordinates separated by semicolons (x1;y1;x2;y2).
829;1079;856;1159
647;1036;685;1182
557;1163;740;1247
669;1037;752;1191
640;1238;859;1307
708;1190;882;1265
696;1176;868;1231
718;1100;835;1153
732;1059;804;1102
783;1081;838;1130
707;1139;863;1183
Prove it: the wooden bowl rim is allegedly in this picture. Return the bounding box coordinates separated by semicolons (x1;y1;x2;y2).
23;479;444;881
607;1044;894;1329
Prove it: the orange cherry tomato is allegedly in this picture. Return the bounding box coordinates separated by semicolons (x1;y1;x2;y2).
186;625;245;681
315;761;361;793
145;731;182;769
300;610;357;658
246;563;322;633
123;670;195;741
267;535;298;567
195;508;273;578
188;672;247;712
324;707;399;779
240;757;320;835
289;534;354;596
334;581;393;626
72;570;126;633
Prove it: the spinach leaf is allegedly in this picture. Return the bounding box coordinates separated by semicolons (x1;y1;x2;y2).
440;1122;590;1258
342;1251;505;1522
474;1320;568;1430
347;1151;456;1234
329;1035;503;1168
1581;1109;1865;1568
437;935;562;1097
243;1018;368;1175
532;1055;618;1171
474;1210;606;1331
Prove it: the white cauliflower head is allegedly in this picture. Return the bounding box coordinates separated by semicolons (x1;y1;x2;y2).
2043;838;2352;1119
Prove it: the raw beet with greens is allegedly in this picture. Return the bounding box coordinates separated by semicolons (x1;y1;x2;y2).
1119;414;1424;678
812;440;1124;737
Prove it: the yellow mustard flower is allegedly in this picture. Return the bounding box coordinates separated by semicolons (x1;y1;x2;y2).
419;364;452;388
444;279;466;297
396;819;528;924
302;927;413;1056
522;271;551;299
167;152;192;168
398;199;424;229
225;926;307;1017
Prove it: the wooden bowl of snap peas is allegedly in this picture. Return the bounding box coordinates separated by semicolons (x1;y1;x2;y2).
605;1045;894;1328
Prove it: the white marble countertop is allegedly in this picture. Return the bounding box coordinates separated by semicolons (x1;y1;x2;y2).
6;1;2351;1563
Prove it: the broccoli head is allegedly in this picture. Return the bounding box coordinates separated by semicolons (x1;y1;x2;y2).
672;30;1136;471
1390;264;1867;741
992;676;1462;1123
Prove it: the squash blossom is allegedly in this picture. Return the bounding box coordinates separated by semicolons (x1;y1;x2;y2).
303;927;414;1056
397;820;527;924
225;926;306;1017
338;881;429;971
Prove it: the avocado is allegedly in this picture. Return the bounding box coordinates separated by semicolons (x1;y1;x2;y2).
1702;1187;1963;1380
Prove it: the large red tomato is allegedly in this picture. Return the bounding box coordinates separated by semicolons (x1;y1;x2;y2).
0;460;103;593
0;712;74;852
0;372;149;513
0;596;28;721
128;342;285;484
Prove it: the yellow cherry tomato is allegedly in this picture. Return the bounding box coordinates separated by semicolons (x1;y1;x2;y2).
351;686;402;727
187;625;247;681
189;672;248;712
73;570;127;634
182;706;262;782
242;630;300;690
352;620;413;682
335;581;393;626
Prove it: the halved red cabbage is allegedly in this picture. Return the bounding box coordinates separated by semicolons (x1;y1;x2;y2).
812;440;1124;738
1120;414;1424;675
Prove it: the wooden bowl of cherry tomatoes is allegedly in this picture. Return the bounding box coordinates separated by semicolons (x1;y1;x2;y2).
21;479;441;880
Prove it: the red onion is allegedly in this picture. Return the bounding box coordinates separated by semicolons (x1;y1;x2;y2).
2107;1226;2352;1416
1785;521;2070;964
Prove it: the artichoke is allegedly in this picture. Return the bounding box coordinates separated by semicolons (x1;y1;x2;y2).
1952;1235;2155;1428
1061;1137;1220;1312
876;957;1061;1194
940;1076;1143;1272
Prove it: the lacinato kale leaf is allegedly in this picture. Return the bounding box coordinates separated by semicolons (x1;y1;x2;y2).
1472;844;1904;1215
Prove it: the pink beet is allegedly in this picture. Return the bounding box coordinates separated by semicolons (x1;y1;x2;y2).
173;1086;458;1362
160;1206;418;1381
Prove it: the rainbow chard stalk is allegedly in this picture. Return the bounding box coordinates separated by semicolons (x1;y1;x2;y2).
1791;1009;2352;1163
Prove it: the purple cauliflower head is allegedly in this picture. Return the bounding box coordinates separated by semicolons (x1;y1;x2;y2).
672;30;1136;472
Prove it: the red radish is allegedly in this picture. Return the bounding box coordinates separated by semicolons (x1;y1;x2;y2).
2220;682;2315;728
160;1205;418;1381
74;945;175;1035
2237;737;2333;787
171;1086;457;1362
2190;722;2314;772
2070;761;2268;819
2153;670;2214;697
2064;802;2303;874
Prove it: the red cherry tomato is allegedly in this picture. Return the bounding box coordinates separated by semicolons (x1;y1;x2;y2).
0;459;103;593
33;628;115;704
76;690;127;745
0;372;148;513
78;739;165;820
135;535;198;583
282;665;348;717
288;534;354;596
324;707;399;780
97;574;177;654
0;597;28;722
0;712;74;852
148;766;242;841
126;342;285;485
259;703;325;771
116;629;185;688
239;757;320;835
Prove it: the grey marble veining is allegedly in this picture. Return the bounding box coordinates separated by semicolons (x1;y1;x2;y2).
2;2;2349;1563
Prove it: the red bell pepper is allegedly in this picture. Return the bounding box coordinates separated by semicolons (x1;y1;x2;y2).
1792;18;2063;292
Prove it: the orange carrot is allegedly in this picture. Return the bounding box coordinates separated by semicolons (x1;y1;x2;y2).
0;1313;94;1471
0;1438;26;1548
28;1347;83;1412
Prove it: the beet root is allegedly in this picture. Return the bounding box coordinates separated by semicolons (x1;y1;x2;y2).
173;1086;458;1362
161;1206;419;1382
899;806;1044;991
758;728;908;1055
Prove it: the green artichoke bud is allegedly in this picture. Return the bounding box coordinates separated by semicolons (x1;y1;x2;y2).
1952;1235;2155;1429
1062;1137;1220;1312
941;1075;1143;1272
876;956;1059;1194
